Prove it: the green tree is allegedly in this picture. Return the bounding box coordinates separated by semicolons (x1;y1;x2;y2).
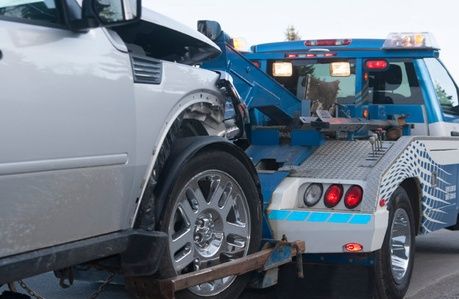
285;25;301;41
435;83;454;107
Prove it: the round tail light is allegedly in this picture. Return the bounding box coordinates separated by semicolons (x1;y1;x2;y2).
324;184;343;208
344;185;363;209
304;183;323;207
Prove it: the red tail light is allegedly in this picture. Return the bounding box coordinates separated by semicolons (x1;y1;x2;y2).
324;184;343;208
344;185;363;209
365;60;388;70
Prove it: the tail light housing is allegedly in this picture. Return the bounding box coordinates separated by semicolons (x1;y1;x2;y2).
324;184;343;208
344;185;363;209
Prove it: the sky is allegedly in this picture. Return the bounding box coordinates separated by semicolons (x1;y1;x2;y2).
147;0;459;81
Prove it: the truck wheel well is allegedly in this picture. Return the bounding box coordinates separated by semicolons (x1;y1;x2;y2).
400;178;422;235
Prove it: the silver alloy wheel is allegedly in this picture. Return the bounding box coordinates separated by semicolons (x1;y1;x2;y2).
168;169;251;297
389;208;411;284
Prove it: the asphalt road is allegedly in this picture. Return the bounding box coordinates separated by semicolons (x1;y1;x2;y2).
3;229;459;299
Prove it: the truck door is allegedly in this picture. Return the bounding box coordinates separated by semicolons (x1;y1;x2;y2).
423;58;459;136
0;1;136;258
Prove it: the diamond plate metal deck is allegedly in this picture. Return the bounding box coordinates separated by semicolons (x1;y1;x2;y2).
287;140;394;181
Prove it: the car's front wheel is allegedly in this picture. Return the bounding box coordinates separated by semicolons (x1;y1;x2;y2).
129;149;262;299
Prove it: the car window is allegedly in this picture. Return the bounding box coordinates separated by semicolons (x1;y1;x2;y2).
366;61;424;105
0;0;60;24
424;58;459;116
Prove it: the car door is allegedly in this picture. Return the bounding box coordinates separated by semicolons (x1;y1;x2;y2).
0;0;136;258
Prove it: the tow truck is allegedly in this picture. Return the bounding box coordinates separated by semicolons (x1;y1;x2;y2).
197;25;459;299
2;2;458;299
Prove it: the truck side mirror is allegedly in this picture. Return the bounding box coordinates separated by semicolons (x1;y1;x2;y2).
198;20;222;41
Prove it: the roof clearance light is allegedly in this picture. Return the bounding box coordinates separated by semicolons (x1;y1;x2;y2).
365;60;388;70
382;32;438;49
305;39;351;47
272;62;293;77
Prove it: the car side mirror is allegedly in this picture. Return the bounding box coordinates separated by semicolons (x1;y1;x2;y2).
87;0;141;26
69;0;141;31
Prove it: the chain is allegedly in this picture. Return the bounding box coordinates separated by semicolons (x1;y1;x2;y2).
17;280;45;299
88;272;116;299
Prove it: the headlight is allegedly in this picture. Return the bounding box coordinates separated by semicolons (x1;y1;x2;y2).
303;183;323;207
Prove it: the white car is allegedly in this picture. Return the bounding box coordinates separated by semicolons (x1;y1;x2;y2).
0;1;262;298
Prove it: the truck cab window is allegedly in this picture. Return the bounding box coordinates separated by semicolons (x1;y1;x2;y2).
424;58;459;116
367;61;423;105
0;0;59;24
269;59;356;113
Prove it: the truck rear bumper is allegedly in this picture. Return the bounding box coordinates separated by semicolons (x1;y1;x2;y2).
267;209;388;253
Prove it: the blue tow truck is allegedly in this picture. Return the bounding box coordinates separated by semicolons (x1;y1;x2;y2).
198;24;459;299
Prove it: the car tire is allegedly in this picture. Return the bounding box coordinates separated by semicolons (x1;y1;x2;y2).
373;186;415;299
128;149;262;299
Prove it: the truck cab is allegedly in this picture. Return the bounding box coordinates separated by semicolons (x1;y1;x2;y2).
246;33;459;137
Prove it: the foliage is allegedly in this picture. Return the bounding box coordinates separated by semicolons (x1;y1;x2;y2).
285;25;301;41
435;83;454;107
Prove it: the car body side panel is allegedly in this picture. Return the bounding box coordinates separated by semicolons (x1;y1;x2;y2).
0;21;136;258
127;61;223;224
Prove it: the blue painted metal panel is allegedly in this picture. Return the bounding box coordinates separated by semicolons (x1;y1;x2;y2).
251;128;280;145
201;34;301;125
328;213;353;223
308;212;331;222
268;210;374;225
367;104;425;123
291;129;325;146
287;211;310;221
245;144;314;166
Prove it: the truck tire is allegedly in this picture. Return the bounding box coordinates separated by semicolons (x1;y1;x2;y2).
373;187;415;299
129;149;262;299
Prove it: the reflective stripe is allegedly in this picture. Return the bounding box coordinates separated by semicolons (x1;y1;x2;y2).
268;210;372;225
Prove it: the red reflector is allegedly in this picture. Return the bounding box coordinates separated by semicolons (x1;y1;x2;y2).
286;53;298;58
379;198;386;207
344;185;363;209
324;184;343;208
365;60;388;70
251;60;260;68
344;243;363;253
305;39;351;47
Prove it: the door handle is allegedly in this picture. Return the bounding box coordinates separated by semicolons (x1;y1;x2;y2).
451;131;459;137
